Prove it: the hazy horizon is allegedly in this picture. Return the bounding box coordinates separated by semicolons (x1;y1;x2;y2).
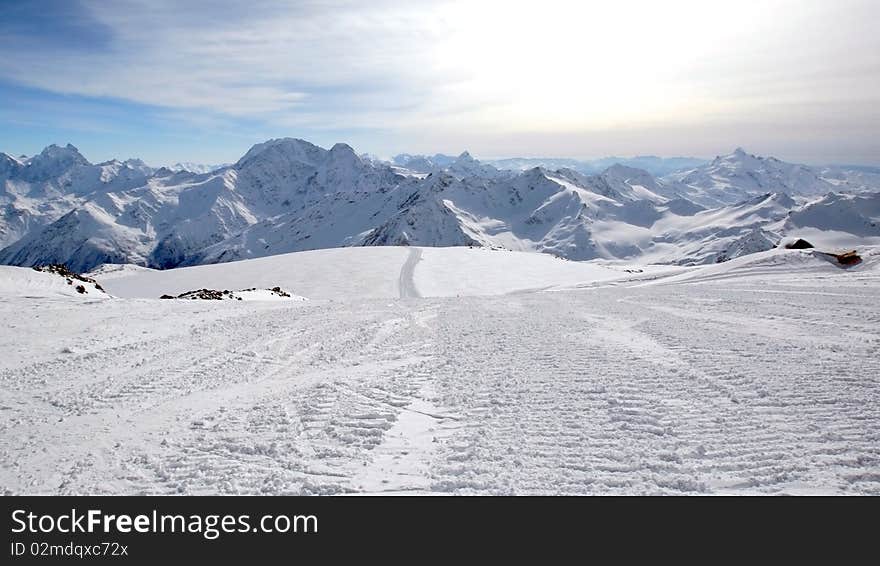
7;140;880;171
2;0;878;166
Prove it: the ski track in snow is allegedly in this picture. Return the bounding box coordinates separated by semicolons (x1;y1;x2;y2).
398;247;422;299
1;272;879;495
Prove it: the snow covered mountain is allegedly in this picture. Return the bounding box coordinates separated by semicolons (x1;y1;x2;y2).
0;144;156;250
818;165;880;193
488;155;707;177
396;153;705;177
785;191;880;239
189;163;693;264
392;153;457;171
1;140;878;272
167;162;229;174
391;151;508;180
658;147;871;207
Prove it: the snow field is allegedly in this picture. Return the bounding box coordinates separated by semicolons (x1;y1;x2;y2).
1;246;878;494
94;246;638;300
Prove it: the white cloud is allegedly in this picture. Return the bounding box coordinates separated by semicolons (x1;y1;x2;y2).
1;0;878;161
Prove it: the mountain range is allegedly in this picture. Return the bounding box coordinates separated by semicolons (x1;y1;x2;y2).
1;140;878;272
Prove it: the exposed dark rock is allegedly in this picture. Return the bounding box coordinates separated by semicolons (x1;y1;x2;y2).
33;264;104;293
270;286;290;297
159;286;295;300
784;238;813;249
177;289;226;300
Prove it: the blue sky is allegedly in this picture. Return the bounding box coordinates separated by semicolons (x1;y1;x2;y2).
1;0;879;166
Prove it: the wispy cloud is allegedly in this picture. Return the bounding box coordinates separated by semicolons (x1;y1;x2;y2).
0;0;878;163
0;0;447;117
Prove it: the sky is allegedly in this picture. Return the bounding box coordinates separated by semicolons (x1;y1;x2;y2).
1;0;878;166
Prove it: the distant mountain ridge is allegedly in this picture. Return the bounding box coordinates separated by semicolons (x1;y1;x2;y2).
486;155;708;177
167;162;230;174
390;153;707;177
1;140;878;272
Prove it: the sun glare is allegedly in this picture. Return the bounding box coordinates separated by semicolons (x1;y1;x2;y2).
432;0;780;130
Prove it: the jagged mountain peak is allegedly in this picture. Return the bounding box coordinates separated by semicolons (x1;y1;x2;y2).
445;150;503;180
44;142;79;152
32;143;89;165
668;148;837;207
520;166;550;180
327;142;362;165
714;147;760;164
603;162;638;174
602;163;654;179
236;137;325;168
12;143;91;186
329;142;356;153
1;136;877;272
708;147;754;166
0;153;24;183
1;151;23;166
37;143;88;162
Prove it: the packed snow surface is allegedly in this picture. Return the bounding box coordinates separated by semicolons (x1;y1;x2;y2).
98;246;637;300
1;246;878;495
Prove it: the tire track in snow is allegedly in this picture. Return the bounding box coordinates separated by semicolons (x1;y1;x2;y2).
4;266;878;495
114;303;442;495
398;247;422;299
414;283;880;495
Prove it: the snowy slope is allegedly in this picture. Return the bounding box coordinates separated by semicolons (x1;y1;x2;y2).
97;246;634;300
639;246;873;286
819;165;880;193
86;263;158;280
413;246;630;296
3;245;879;495
0;265;108;298
98;240;879;303
99;247;409;300
785;191;880;237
